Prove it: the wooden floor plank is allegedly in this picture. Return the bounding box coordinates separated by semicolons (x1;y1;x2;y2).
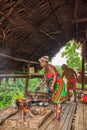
74;103;87;130
40;102;76;130
83;104;87;130
39;103;69;130
62;102;76;130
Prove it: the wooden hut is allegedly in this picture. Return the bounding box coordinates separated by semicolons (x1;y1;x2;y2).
0;0;87;130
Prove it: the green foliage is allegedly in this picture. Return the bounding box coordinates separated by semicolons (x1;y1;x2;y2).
61;40;82;69
0;79;24;108
55;66;63;75
28;69;44;91
28;78;41;91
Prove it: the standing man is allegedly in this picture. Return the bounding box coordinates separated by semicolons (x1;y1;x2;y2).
62;64;77;102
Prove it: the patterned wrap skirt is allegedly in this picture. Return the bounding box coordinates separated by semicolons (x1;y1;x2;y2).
46;77;67;104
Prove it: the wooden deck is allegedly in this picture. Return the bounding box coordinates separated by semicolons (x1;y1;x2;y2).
0;102;77;130
1;102;87;130
74;102;87;130
40;102;76;130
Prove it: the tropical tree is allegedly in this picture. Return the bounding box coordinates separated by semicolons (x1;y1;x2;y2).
61;40;82;69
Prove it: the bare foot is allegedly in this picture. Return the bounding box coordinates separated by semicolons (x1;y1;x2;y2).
50;114;56;119
52;117;60;122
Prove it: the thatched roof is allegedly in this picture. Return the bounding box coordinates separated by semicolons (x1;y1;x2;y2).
0;0;87;73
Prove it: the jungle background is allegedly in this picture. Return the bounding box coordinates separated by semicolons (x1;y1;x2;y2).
0;41;86;108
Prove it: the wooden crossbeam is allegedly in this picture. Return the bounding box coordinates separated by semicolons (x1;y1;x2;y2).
73;17;87;23
0;52;38;64
0;74;43;78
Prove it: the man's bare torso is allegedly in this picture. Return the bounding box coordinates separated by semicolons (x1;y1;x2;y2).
63;68;76;79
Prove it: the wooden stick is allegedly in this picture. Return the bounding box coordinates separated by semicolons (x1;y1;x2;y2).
27;91;49;97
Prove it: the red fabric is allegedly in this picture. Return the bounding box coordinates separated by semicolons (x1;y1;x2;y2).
67;77;76;90
45;72;58;79
82;95;87;102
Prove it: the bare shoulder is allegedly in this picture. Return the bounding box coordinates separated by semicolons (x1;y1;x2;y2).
48;64;57;72
67;68;73;71
48;64;54;69
67;68;76;74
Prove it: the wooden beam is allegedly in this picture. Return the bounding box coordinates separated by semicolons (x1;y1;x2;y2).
73;0;78;19
73;0;79;34
72;17;87;23
0;52;38;64
0;74;43;78
86;25;87;38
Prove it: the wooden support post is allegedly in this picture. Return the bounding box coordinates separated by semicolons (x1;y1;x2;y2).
24;77;29;97
72;17;87;23
0;78;2;86
82;40;85;90
24;64;30;97
13;78;16;83
5;78;9;87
